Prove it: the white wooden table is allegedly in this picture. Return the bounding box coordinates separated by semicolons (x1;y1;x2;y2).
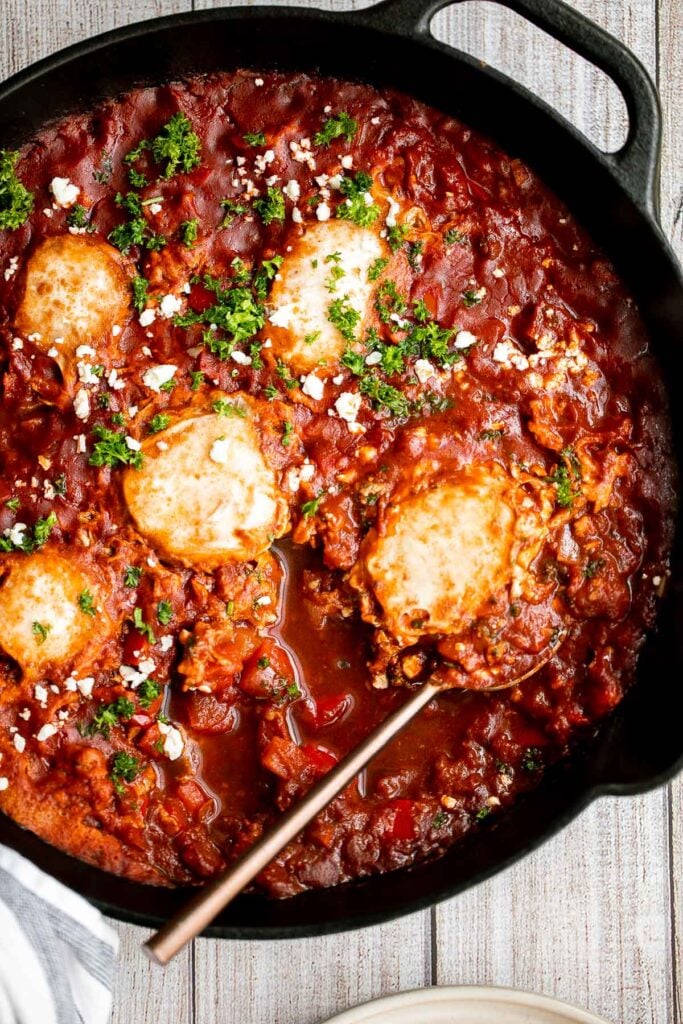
2;2;681;1021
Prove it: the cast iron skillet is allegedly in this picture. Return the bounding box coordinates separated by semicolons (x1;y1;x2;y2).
1;0;682;938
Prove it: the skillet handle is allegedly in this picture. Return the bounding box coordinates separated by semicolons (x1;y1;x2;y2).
359;0;661;214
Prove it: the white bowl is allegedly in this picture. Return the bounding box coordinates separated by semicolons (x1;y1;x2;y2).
321;986;613;1024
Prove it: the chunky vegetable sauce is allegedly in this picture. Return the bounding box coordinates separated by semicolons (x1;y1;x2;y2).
0;72;675;895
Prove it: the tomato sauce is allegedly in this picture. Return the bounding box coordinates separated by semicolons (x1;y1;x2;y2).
0;71;675;895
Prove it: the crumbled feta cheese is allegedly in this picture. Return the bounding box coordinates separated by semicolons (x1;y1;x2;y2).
158;293;182;319
18;708;31;721
299;461;315;482
125;436;141;452
286;468;301;492
112;324;122;337
316;201;331;222
139;308;157;328
292;207;303;224
76;344;96;359
253;595;271;607
149;202;163;215
160;635;174;653
210;438;230;465
3;256;19;282
231;350;252;366
42;208;53;218
75;677;95;697
11;338;23;351
652;575;662;586
76;434;87;454
493;267;505;279
13;734;26;754
35;723;58;743
341;154;353;169
77;362;100;386
73;388;90;421
142;364;177;392
455;330;478;350
365;351;382;367
386;197;400;228
255;77;264;87
283;179;301;202
120;664;150;689
108;368;125;390
335;391;362;424
414;359;435;384
50;176;80;208
6;523;27;547
493;341;512;363
158;721;184;761
34;684;48;705
47;347;58;358
0;778;8;792
302;373;324;401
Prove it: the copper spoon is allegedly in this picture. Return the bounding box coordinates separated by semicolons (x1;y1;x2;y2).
144;632;565;965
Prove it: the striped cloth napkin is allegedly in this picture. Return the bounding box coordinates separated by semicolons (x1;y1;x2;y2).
0;845;118;1024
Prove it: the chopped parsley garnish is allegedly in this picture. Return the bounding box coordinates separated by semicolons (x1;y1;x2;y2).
479;427;505;441
368;257;389;282
325;262;346;293
148;413;170;434
133;607;156;643
190;371;205;391
0;149;34;231
253;185;285;226
89;424;143;470
220;198;248;227
336;171;379;228
359;375;410;418
281;421;294;447
253;255;283;299
276;360;298;390
131;275;149;313
314;111;358;147
66;204;91;230
432;810;448;828
98;393;111;409
108;192;165;255
263;382;279;401
521;747;544;772
328;295;361;342
124;139;150;165
212;398;247;418
128;167;149;188
151;113;201;179
92;150;113;184
4;497;20;511
257;656;271;669
444;227;467;245
583;558;605;579
547;461;581;509
302;491;325;518
138;678;162;709
462;288;483;308
1;512;59;554
341;349;366;376
375;280;407;323
124;566;142;588
387;223;409;253
412;298;430;322
111;413;126;427
407;321;457;364
303;330;321;346
32;621;51;645
243;130;266;147
82;698;135;739
475;806;491;822
110;752;141;792
157;601;173;626
78;589;97;617
407;241;424;270
179;218;198;247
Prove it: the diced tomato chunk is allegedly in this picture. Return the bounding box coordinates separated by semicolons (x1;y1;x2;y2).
122;628;147;667
187;282;216;313
182;692;237;735
302;692;352;730
239;639;296;702
386;799;415;841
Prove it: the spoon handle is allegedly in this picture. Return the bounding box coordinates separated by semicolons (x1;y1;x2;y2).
144;679;441;965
